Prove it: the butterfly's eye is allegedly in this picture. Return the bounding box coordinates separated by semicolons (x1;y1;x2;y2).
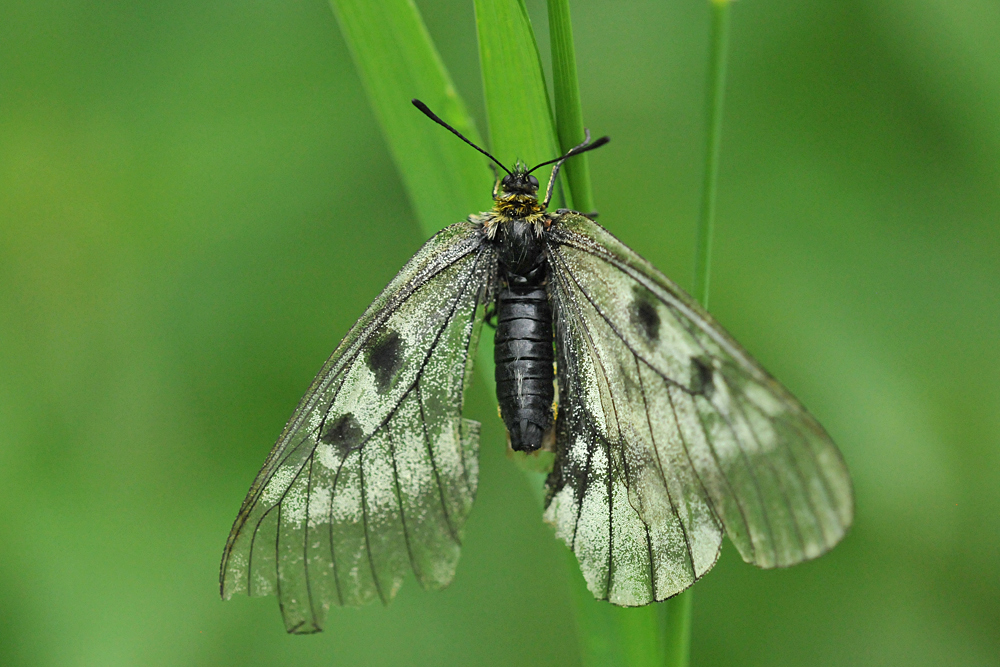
528;175;539;188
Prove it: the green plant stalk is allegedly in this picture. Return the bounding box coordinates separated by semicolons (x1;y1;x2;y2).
664;4;732;662
662;590;693;667
328;0;491;237
474;0;560;175
547;0;592;214
548;2;668;666
472;0;562;503
693;0;732;311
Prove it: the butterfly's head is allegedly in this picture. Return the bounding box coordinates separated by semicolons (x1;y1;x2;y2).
499;166;540;196
410;99;608;220
494;164;545;219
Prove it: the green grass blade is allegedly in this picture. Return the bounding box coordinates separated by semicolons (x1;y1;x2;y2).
474;0;562;194
667;3;734;666
568;564;668;667
663;590;693;667
693;0;733;310
329;0;492;237
547;2;666;666
547;0;593;214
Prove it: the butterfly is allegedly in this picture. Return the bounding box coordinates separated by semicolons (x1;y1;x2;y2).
220;100;854;634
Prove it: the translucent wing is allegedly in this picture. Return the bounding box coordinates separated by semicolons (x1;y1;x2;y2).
221;221;495;633
543;212;853;606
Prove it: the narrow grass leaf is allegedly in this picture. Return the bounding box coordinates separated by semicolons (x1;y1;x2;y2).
547;0;594;214
693;0;733;309
547;2;667;666
329;0;492;236
474;0;564;202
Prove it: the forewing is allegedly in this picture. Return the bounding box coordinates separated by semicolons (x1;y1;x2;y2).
221;221;494;633
544;212;853;605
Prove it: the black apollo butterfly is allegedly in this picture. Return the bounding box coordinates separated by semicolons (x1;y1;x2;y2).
220;100;853;634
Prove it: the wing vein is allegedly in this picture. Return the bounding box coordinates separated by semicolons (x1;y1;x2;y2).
662;384;740;550
387;415;421;581
550;255;626;600
736;396;813;555
417;383;461;546
635;353;696;579
245;500;275;597
455;273;486;495
327;449;353;607
570;419;597;553
303;454;318;627
308;247;485;478
543;214;851;577
605;427;614;601
549;248;692;392
275;461;309;632
272;237;484;462
551;268;598;553
696;395;778;561
358;439;387;604
644;524;657;602
241;431;319;595
783;412;845;540
656;300;785;561
548;228;759;373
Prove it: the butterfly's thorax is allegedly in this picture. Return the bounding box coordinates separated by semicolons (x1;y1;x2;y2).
491;196;555;452
495;193;545;220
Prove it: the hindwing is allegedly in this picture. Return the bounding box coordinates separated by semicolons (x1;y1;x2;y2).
543;212;853;606
220;222;495;633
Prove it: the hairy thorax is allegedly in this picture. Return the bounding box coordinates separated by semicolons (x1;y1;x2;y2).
481;195;549;239
495;193;545;219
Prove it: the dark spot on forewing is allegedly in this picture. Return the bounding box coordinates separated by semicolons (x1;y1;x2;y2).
690;357;715;398
366;329;405;393
629;285;660;342
320;413;364;457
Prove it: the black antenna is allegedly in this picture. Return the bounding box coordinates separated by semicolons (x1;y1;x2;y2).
535;130;610;208
411;99;512;175
527;135;610;174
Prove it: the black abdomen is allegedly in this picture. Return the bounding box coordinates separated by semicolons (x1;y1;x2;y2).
494;286;554;452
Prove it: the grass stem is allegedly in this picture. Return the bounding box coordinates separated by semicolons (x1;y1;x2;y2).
671;2;733;665
693;0;732;311
547;3;667;666
548;0;591;212
662;590;693;667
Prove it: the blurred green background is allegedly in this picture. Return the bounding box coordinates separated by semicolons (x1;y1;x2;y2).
1;0;998;665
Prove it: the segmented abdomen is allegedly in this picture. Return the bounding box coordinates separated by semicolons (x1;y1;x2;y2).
494;286;554;452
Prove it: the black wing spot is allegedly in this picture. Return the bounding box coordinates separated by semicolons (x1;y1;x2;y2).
629;285;660;342
690;357;715;398
320;413;364;457
366;329;405;393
